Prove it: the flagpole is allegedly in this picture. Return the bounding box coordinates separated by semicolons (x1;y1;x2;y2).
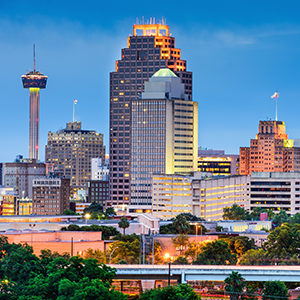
275;98;278;121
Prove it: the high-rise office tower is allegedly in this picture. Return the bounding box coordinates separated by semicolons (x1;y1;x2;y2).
129;69;198;213
45;121;105;192
21;46;48;160
109;21;192;209
240;120;300;175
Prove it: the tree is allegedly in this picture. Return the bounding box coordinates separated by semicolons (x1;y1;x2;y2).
262;281;289;300
0;238;122;299
173;214;192;234
105;207;115;217
83;202;104;219
58;277;126;300
184;241;202;262
172;234;189;255
63;209;77;215
272;210;289;227
223;204;250;220
118;217;130;235
264;223;300;259
239;249;268;265
224;271;246;300
84;249;107;264
225;236;256;257
109;239;140;264
289;212;300;224
140;283;199;300
193;239;236;265
61;224;119;240
173;256;189;265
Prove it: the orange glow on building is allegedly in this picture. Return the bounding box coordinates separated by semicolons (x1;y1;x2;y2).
133;24;169;37
240;120;300;175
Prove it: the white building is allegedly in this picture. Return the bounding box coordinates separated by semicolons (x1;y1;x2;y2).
130;68;198;214
250;172;300;214
91;158;109;181
152;174;193;220
192;175;250;221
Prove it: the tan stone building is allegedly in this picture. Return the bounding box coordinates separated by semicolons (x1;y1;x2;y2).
45;121;105;191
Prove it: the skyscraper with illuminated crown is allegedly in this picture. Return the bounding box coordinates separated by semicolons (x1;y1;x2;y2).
109;20;193;210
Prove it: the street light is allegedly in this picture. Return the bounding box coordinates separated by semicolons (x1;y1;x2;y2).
164;253;172;286
84;213;91;224
29;223;36;247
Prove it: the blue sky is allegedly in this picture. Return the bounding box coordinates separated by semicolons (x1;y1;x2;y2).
1;0;300;162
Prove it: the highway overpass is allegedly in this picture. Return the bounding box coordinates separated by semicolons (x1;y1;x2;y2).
110;265;300;283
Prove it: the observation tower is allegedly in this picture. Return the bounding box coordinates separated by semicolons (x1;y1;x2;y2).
21;45;48;160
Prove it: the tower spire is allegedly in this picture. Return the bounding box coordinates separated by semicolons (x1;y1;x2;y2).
33;44;36;71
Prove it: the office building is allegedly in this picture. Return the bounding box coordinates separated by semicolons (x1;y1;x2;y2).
129;69;198;212
87;180;109;206
240;120;300;175
32;177;70;215
109;21;193;209
198;149;239;176
21;46;48;160
250;172;300;214
152;174;193;219
16;198;33;215
45;121;105;191
2;158;46;199
192;175;250;221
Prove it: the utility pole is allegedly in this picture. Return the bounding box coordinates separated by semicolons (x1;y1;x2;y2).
71;237;74;257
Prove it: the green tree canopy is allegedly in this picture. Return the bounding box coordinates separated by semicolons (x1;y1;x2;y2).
225;236;256;257
61;224;119;240
83;202;104;219
239;249;268;265
272;210;290;227
0;237;123;299
223;204;250;220
172;256;189;265
63;209;77;215
105;207;115;217
264;223;300;258
262;281;289;300
193;239;236;265
139;283;199;300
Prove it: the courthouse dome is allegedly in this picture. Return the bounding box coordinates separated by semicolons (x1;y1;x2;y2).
152;68;177;78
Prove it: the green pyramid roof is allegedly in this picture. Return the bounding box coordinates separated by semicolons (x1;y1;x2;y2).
152;68;177;78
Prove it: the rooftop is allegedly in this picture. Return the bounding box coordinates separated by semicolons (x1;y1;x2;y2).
152;68;177;78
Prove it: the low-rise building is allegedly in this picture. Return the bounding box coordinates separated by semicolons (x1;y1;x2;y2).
250;172;300;214
0;187;16;215
32;177;70;215
152;174;193;220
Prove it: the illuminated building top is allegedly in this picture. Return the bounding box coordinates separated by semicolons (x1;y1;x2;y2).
21;45;48;89
133;24;169;36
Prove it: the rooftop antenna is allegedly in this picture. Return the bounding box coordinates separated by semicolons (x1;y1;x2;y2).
33;44;36;71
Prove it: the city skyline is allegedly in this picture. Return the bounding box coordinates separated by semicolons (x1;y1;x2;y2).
1;1;300;161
